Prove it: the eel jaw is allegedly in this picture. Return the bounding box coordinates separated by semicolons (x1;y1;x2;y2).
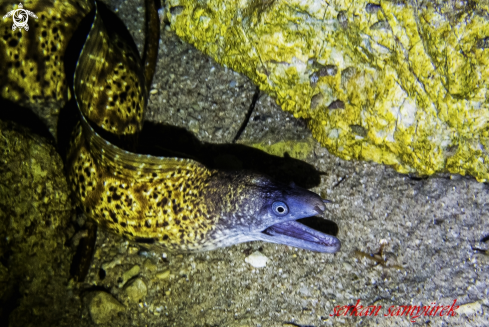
257;220;341;253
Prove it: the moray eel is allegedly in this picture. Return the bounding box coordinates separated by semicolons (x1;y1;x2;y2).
1;0;341;253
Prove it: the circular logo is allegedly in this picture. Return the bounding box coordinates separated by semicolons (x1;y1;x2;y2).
3;3;38;31
12;9;28;28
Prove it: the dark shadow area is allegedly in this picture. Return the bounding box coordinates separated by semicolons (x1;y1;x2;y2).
297;217;339;237
135;121;322;188
85;118;322;188
0;282;21;326
69;217;98;283
0;98;54;143
56;98;80;160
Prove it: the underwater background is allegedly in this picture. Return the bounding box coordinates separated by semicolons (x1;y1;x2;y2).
1;0;489;326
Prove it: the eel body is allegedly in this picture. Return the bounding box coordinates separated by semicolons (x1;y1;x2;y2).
1;0;341;253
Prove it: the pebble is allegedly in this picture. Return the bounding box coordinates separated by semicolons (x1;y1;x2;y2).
457;300;483;315
101;254;124;271
342;262;352;271
88;291;124;325
188;118;200;134
245;251;268;268
143;258;157;272
299;285;311;297
128;246;139;255
120;265;140;286
124;277;148;303
156;269;171;280
118;241;129;253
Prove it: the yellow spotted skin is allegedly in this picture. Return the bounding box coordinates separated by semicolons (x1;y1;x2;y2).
66;2;229;251
67;122;222;251
0;0;93;118
73;3;146;136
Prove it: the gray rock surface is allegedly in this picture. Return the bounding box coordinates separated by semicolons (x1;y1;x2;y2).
238;92;311;145
146;28;257;144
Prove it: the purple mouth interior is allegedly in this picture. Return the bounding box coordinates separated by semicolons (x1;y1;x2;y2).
261;217;341;253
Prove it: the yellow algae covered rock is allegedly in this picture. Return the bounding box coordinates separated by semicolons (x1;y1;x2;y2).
167;0;489;181
250;139;315;161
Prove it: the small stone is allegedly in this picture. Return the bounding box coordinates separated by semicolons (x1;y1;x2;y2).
101;254;124;271
328;100;345;110
88;291;124;325
457;300;482;315
299;285;311;297
120;265;140;286
128;246;139;255
342;262;352;271
188;118;200;134
119;241;129;253
156;269;170;280
245;251;268;268
310;93;323;110
143;259;157;272
124;278;148;303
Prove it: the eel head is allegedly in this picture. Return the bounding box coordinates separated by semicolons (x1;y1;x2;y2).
206;172;341;253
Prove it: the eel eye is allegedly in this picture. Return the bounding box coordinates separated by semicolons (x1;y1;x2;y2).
272;201;288;216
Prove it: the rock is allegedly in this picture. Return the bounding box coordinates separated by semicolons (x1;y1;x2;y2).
245;251;269;268
124;277;148;303
143;259;157;273
168;0;489;181
101;254;124;271
0;119;76;326
120;265;140;286
457;300;483;316
88;291;125;325
156;269;171;280
128;246;139;255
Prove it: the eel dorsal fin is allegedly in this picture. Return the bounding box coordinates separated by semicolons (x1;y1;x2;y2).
78;109;205;181
74;1;147;137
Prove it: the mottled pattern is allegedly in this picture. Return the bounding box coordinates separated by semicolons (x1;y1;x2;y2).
0;0;93;110
67;2;229;251
68;119;221;251
74;3;146;135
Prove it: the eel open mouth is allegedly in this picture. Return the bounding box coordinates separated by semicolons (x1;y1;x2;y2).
259;218;341;253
